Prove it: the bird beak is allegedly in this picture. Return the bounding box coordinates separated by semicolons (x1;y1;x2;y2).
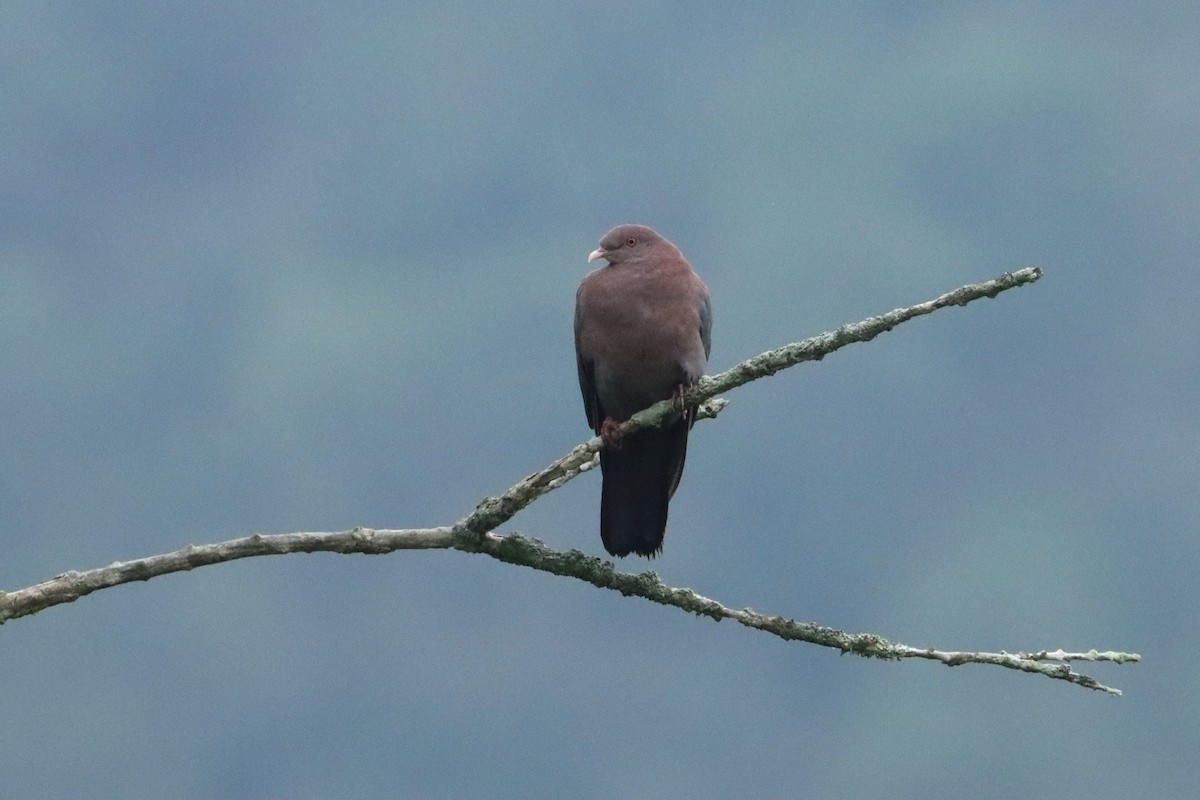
588;248;606;263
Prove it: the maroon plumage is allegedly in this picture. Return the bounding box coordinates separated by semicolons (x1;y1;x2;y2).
574;224;712;557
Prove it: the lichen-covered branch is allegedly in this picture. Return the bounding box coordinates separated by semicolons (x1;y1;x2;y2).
0;527;1140;694
467;532;1137;695
2;265;1138;693
458;266;1045;537
0;527;458;623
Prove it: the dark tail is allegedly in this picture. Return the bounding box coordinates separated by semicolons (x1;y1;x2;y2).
599;418;690;557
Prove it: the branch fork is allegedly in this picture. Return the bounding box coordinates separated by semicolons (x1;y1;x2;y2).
0;266;1139;693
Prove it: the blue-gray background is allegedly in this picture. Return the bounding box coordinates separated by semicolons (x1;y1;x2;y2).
2;3;1195;798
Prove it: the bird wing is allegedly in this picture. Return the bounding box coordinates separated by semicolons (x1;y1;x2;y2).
698;288;713;361
574;290;603;434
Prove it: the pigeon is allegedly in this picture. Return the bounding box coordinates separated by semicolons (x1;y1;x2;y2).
574;224;712;557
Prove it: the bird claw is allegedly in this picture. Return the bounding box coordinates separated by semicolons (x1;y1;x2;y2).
599;418;625;449
671;384;694;421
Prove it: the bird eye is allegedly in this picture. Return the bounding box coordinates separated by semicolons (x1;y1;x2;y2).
626;237;637;247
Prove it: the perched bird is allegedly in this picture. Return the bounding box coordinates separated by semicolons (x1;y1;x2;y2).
574;224;712;557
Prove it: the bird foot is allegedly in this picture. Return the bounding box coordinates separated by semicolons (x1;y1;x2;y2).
599;418;625;449
671;384;693;420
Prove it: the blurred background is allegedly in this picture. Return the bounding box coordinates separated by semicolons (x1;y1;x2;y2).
2;2;1196;797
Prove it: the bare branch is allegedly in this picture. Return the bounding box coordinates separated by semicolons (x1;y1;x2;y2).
459;266;1045;538
0;528;1140;694
0;527;453;623
464;533;1138;696
3;265;1138;693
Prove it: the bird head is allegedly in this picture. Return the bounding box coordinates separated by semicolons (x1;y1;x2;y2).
588;224;665;265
